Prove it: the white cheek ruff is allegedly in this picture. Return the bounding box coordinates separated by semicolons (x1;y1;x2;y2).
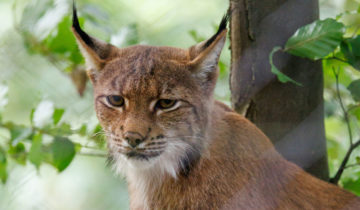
109;137;193;180
155;140;193;178
108;135;198;210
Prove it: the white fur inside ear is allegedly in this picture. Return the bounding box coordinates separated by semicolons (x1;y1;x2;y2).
194;35;226;79
73;31;111;74
75;40;101;72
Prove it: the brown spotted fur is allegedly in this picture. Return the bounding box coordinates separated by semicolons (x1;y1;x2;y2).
71;5;360;210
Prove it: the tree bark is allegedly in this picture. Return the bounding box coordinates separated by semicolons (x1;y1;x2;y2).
229;0;329;180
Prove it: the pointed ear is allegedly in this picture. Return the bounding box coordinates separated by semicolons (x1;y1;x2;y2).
188;14;229;83
71;3;118;82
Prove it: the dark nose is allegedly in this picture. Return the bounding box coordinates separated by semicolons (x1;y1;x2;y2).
124;132;144;148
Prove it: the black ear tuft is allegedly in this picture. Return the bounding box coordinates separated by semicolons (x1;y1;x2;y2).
72;1;94;47
203;11;230;49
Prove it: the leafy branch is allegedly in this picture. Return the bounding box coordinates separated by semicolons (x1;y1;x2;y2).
329;67;360;184
12;0;88;96
269;11;360;184
0;97;107;183
333;67;353;145
12;0;142;97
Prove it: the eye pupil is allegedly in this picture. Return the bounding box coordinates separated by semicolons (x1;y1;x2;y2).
158;99;176;109
107;95;124;107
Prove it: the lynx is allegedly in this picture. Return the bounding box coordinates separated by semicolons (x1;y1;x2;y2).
72;4;360;210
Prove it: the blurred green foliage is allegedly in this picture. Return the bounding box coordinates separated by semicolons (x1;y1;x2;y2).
0;98;107;183
1;0;360;208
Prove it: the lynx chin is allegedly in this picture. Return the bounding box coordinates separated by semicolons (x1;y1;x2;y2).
72;4;360;210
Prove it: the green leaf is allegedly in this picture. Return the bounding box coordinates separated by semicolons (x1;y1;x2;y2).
29;133;43;169
74;143;83;153
51;137;76;172
125;24;140;46
44;15;84;64
93;124;103;134
5;123;33;144
188;30;205;42
29;108;35;125
326;137;342;161
269;47;302;86
356;156;360;164
284;18;345;60
8;143;27;165
343;178;360;196
347;79;360;102
349;106;360;121
335;13;343;20
90;124;106;148
348;36;360;57
218;61;228;78
78;125;87;136
53;108;64;125
45;16;74;53
46;123;73;136
0;147;7;184
341;36;360;70
322;52;352;88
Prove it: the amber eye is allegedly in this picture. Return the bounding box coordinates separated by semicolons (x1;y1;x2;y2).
106;95;125;107
157;99;177;110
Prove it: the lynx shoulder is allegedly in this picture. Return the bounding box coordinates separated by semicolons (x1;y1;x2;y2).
71;4;360;210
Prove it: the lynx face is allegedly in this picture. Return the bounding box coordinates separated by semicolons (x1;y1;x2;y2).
94;47;212;175
72;6;228;178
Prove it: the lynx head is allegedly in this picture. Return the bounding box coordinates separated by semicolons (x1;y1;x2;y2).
72;5;228;179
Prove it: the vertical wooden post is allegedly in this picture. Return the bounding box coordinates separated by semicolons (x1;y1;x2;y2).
229;0;329;180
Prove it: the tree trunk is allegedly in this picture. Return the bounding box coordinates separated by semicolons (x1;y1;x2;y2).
229;0;329;180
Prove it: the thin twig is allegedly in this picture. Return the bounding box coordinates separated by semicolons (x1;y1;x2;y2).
330;140;360;184
0;122;105;152
344;163;360;169
79;144;106;151
333;67;353;145
329;67;360;184
348;104;360;113
78;152;107;158
352;25;360;38
326;57;348;64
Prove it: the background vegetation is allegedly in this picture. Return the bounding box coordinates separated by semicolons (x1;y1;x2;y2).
0;0;359;209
